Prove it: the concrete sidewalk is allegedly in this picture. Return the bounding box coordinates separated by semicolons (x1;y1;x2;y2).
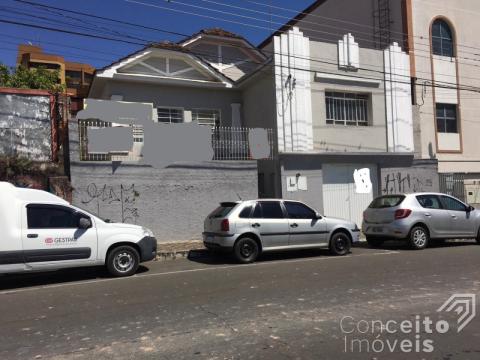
157;240;205;260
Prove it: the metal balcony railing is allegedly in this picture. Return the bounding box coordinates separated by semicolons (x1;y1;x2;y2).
211;126;274;160
78;120;275;162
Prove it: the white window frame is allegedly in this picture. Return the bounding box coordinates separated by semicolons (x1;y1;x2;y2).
156;107;184;124
192;108;221;127
325;91;369;126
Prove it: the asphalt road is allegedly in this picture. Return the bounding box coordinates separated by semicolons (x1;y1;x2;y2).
0;241;479;360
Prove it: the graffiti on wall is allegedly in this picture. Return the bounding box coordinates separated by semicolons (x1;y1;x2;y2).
382;172;434;195
80;183;139;223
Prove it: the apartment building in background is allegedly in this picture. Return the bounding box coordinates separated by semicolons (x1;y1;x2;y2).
17;44;95;114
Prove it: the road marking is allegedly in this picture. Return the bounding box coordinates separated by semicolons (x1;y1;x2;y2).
0;250;400;295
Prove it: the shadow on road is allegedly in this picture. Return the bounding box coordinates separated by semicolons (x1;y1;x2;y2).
0;265;150;292
189;239;478;265
354;239;477;250
188;247;346;266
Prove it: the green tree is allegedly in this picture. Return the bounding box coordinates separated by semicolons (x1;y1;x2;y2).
0;64;65;92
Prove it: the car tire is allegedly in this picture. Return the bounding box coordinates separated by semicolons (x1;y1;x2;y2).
329;232;351;256
409;226;429;250
234;237;259;264
476;229;480;244
106;245;140;277
366;236;384;248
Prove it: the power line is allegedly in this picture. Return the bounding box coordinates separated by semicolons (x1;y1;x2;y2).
12;0;188;39
122;0;480;73
141;0;480;62
245;0;480;55
12;0;480;83
0;32;126;58
3;3;480;94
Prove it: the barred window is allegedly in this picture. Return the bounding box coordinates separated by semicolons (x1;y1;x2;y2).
436;103;458;133
157;108;183;123
432;20;454;57
325;92;369;126
192;109;221;127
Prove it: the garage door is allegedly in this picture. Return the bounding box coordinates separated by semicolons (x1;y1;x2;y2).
322;164;377;226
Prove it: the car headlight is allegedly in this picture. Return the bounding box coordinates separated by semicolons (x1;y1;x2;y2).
142;227;154;237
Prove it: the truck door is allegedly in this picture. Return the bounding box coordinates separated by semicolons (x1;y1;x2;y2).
22;204;98;268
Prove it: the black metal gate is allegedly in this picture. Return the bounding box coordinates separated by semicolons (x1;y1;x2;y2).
439;173;466;201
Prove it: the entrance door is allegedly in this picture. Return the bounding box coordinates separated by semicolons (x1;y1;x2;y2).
22;204;98;269
322;164;377;226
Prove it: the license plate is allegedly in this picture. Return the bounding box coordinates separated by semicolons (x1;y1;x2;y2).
206;236;214;242
372;227;383;233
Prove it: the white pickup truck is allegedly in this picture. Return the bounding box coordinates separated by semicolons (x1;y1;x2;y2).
0;182;157;277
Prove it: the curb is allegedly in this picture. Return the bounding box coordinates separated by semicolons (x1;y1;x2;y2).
154;239;369;261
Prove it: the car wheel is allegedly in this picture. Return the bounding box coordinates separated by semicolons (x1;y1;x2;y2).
329;232;351;256
234;237;259;263
476;229;480;244
106;245;140;277
366;236;384;248
409;226;429;250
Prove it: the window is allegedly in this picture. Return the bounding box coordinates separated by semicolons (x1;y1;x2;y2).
252;203;263;219
440;196;467;212
259;201;284;219
66;70;82;88
157;108;183;123
208;203;237;218
27;204;83;229
239;206;252;218
369;196;405;209
84;72;94;85
325;92;369;126
436;104;458;133
284;201;316;219
432;19;454;57
192;109;220;127
416;195;443;209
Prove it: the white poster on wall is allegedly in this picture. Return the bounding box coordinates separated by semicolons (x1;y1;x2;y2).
353;168;373;194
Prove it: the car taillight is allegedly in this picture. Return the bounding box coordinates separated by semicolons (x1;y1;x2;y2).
395;209;412;219
221;219;229;232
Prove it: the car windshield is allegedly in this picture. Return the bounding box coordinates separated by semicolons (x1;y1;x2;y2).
208;202;238;218
369;195;405;209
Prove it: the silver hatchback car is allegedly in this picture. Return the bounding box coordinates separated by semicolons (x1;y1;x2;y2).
363;193;480;249
203;199;360;263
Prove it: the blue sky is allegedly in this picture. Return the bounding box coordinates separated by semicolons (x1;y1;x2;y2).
0;0;314;68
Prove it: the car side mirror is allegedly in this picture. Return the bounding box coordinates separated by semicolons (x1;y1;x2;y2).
315;212;323;219
78;217;92;229
467;205;475;212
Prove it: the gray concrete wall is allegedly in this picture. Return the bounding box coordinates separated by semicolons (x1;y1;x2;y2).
0;93;52;161
275;155;438;217
309;41;388;153
280;158;324;214
380;160;440;195
98;81;242;127
241;70;276;130
69;120;258;242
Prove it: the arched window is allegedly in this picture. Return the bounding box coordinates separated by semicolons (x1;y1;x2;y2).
432;19;454;57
